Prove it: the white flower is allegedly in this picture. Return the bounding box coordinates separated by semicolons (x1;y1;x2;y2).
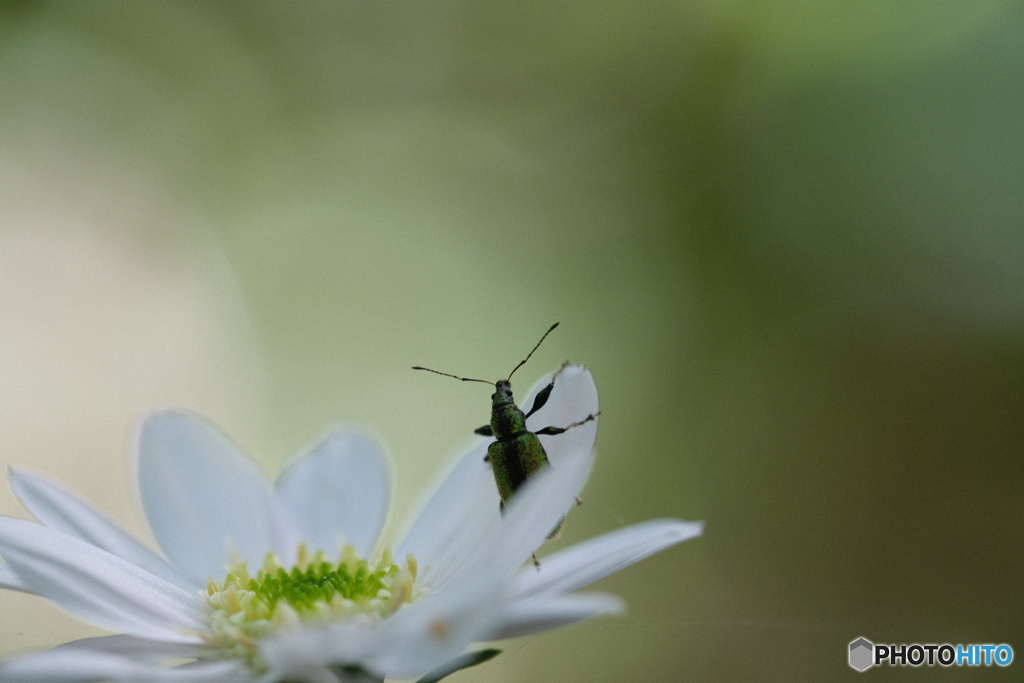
0;366;702;682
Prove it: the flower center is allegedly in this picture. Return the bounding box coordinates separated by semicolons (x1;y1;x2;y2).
202;544;422;668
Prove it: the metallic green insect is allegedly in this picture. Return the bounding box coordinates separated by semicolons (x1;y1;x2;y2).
413;322;598;524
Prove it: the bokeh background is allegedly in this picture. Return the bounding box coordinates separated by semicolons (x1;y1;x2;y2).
1;1;1022;680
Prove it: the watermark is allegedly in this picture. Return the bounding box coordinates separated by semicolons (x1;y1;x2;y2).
849;637;1014;672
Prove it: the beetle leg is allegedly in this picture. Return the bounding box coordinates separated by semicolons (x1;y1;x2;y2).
534;411;600;436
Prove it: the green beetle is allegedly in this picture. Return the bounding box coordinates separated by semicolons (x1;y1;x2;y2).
414;323;597;523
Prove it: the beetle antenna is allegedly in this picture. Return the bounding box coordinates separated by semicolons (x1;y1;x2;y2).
506;322;559;382
412;366;492;384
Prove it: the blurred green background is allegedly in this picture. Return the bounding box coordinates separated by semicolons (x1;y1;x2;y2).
1;1;1022;680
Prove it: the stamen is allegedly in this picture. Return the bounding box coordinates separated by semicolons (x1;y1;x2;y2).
202;544;426;671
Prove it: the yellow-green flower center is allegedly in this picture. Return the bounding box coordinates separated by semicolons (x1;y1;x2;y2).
202;544;423;669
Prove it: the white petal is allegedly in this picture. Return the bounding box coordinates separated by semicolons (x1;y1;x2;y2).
489;592;625;639
0;517;205;642
259;622;375;682
262;574;505;681
49;634;200;662
164;661;252;683
260;622;387;683
363;573;506;679
136;411;295;584
0;647;241;683
510;519;704;600
431;447;593;590
0;558;30;591
9;468;191;590
472;448;594;577
523;365;599;471
274;429;389;557
261;616;416;681
395;437;501;585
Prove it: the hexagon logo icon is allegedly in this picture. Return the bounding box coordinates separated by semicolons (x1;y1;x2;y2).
849;637;874;671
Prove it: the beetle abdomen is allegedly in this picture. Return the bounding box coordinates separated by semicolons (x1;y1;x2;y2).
487;432;550;505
